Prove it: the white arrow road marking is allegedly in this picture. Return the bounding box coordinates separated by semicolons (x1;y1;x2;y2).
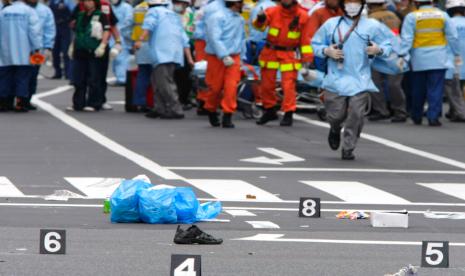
418;183;465;201
188;179;283;202
240;148;305;165
245;221;280;229
234;234;465;246
0;177;25;197
64;177;124;198
301;181;411;204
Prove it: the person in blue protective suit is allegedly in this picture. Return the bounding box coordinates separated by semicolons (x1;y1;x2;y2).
26;0;56;110
312;0;392;160
444;0;465;122
192;0;224;114
49;0;75;79
398;0;461;126
110;0;133;85
247;0;276;64
0;0;42;112
135;0;194;119
204;0;246;128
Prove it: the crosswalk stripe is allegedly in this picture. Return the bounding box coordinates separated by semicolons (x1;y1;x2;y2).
0;177;25;197
225;210;257;217
300;181;411;204
245;221;280;229
64;177;123;198
187;179;283;202
418;183;465;201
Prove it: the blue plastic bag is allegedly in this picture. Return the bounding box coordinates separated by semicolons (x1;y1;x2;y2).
110;179;152;223
175;187;199;224
138;187;178;224
196;201;222;221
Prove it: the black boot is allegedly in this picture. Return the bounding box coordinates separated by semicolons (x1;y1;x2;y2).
328;127;341;150
280;112;293;126
14;97;29;113
256;108;278;125
208;111;220;127
222;113;235;128
341;149;355;160
0;98;8;112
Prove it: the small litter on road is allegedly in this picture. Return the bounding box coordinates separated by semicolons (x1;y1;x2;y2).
43;190;84;201
371;210;408;228
110;175;222;224
246;194;256;199
384;264;418;276
424;209;465;219
336;211;370;220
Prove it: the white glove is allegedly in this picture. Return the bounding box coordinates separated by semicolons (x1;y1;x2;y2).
222;56;234;67
454;55;463;67
396;58;405;72
68;43;74;59
90;21;103;40
324;45;344;60
366;42;381;56
94;43;107;58
300;68;318;82
110;43;122;58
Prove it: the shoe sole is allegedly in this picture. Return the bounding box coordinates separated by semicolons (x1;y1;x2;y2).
174;238;223;245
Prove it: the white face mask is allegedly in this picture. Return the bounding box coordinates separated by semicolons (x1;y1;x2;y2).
344;2;362;17
173;4;185;13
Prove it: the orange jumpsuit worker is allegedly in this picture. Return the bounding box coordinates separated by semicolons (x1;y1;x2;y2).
253;0;313;126
203;0;246;128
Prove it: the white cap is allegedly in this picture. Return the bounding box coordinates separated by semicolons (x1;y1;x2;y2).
446;0;465;9
366;0;386;3
147;0;169;5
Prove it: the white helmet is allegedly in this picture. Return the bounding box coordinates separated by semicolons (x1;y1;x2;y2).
446;0;465;9
147;0;169;5
366;0;385;3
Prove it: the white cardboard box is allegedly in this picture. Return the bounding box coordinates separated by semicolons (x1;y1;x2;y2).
370;211;409;228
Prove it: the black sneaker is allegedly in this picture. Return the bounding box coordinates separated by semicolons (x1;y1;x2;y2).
328;128;341;151
428;119;442;127
173;225;223;245
280;112;293;126
256;108;278;125
341;149;355;160
26;102;37;111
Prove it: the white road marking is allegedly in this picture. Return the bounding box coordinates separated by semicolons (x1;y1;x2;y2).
293;114;465;170
240;147;305;165
188;179;283;202
35;85;73;99
0;177;25;197
418;183;465;201
166;167;465;175
300;181;411;204
106;101;125;105
225;209;257;217
245;221;280;229
234;234;465;246
64;177;123;198
31;94;183;180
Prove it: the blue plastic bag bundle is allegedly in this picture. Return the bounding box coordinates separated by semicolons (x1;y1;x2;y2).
174;187;200;224
196;201;222;221
110;178;152;223
138;186;178;224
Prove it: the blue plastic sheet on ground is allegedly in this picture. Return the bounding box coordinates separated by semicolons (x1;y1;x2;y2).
138;187;178;224
196;201;222;221
110;178;152;223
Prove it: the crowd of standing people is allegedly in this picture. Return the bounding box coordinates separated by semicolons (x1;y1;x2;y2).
0;0;464;160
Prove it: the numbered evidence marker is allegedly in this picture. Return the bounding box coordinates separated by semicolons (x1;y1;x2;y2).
298;197;320;218
39;229;66;254
421;241;449;268
170;254;201;276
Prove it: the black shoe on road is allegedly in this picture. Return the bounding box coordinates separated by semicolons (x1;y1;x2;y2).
222;113;235;128
256;108;278;125
428;119;442;127
368;113;390;121
145;111;161;119
208;111;220;127
173;225;223;245
328;128;341;151
280;112;293;126
390;115;406;123
341;149;355;160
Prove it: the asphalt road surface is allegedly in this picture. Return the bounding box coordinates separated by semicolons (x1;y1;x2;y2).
1;74;465;276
